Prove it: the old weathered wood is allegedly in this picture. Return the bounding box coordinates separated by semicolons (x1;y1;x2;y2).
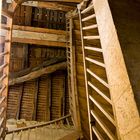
13;25;66;35
16;84;24;119
1;25;66;47
33;78;39;120
10;56;66;78
6;0;75;12
9;62;67;85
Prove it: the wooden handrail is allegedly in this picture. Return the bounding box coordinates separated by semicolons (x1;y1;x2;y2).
6;114;71;134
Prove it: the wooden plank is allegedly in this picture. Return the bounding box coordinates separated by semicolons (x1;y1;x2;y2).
12;38;66;47
87;68;109;88
2;25;66;47
12;25;66;35
91;110;117;140
86;57;105;68
12;30;65;42
92;126;104;140
89;95;116;126
82;14;96;22
10;56;66;78
7;1;75;12
88;81;112;104
9;62;67;85
81;4;93;14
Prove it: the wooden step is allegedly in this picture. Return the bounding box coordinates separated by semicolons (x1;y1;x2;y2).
0;118;4;127
85;46;102;52
81;4;94;14
83;24;97;30
0;51;8;57
0;63;8;72
0;74;7;83
82;14;96;22
0;97;6;105
89;95;116;126
84;35;100;40
0;108;5;118
87;68;109;88
91;110;117;140
85;57;105;68
0;85;6;95
92;126;104;140
88;81;112;104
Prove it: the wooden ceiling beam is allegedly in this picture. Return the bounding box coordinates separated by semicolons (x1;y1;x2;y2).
6;0;75;11
9;61;67;85
1;25;66;47
23;0;82;3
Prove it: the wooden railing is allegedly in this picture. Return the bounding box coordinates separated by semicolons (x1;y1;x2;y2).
6;114;71;134
6;114;74;140
0;11;13;139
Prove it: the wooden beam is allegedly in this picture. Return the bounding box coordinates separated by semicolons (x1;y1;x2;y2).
10;56;66;78
9;62;67;85
13;25;66;35
6;0;75;11
12;38;66;47
1;25;66;47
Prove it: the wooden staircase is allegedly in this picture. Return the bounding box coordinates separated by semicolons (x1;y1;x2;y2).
0;13;13;139
77;1;118;140
5;115;79;140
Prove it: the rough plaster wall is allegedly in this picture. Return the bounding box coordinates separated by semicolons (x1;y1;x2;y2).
109;0;140;113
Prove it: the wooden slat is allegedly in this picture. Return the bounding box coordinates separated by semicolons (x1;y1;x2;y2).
86;57;105;68
87;68;109;88
0;97;6;105
0;74;7;83
0;118;4;127
92;126;104;140
82;14;96;22
0;85;6;95
84;35;100;40
0;51;8;57
84;46;102;52
0;63;8;72
88;81;112;104
0;108;5;116
89;95;116;126
81;4;93;14
91;110;116;140
83;24;97;30
9;62;66;85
